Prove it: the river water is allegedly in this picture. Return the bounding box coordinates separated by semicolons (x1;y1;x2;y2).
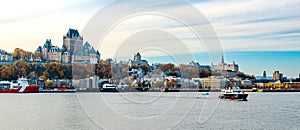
0;92;299;130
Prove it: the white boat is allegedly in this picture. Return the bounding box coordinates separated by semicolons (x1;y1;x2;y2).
219;87;248;101
100;83;118;92
202;92;210;95
99;79;118;92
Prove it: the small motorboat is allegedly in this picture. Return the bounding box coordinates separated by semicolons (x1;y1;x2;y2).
202;92;209;95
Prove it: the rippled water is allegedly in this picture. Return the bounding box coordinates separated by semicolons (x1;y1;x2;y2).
0;92;299;130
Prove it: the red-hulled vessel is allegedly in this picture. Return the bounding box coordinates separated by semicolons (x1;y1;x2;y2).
0;77;39;93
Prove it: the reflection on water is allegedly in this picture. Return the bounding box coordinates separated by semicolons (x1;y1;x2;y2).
0;93;299;129
0;94;99;130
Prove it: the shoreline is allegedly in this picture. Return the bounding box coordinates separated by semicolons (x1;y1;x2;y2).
75;88;300;93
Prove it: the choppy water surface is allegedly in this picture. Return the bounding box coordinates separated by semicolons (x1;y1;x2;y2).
0;92;299;130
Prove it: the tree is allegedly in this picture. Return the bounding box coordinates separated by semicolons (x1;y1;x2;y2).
0;65;13;80
179;64;199;79
11;60;30;79
72;63;85;79
45;80;54;88
33;52;41;60
199;69;211;78
0;60;76;81
41;62;65;80
158;63;180;77
58;64;72;79
159;63;175;72
140;64;149;75
84;64;95;77
12;48;21;60
95;60;112;79
39;75;47;80
12;48;30;60
237;71;255;80
165;79;177;88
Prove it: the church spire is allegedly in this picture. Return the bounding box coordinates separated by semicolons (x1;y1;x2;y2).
221;55;225;64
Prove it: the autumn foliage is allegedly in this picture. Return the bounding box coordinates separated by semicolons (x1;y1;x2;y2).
0;60;71;81
12;48;31;60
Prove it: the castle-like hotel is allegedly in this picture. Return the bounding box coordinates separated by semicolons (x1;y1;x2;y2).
35;29;100;63
128;52;149;68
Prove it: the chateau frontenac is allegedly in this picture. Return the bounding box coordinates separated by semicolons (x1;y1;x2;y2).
35;29;100;64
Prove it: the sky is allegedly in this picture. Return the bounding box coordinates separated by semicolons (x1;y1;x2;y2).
0;0;300;77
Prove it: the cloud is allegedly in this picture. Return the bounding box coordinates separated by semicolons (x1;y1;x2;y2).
193;0;300;50
95;0;300;58
1;0;299;54
0;0;109;52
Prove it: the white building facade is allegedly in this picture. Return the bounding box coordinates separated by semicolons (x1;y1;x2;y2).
211;55;239;77
201;76;228;89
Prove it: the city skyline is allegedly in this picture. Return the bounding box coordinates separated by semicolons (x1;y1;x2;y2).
1;0;300;77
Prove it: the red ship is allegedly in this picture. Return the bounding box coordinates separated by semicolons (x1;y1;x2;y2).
0;77;39;93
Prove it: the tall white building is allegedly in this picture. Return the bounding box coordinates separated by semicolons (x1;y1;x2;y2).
211;55;239;77
201;76;228;89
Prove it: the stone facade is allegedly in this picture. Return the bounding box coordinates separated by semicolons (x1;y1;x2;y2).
211;55;239;77
201;76;228;89
128;52;149;68
35;29;100;63
63;29;83;53
47;46;61;62
61;51;71;63
42;39;52;60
